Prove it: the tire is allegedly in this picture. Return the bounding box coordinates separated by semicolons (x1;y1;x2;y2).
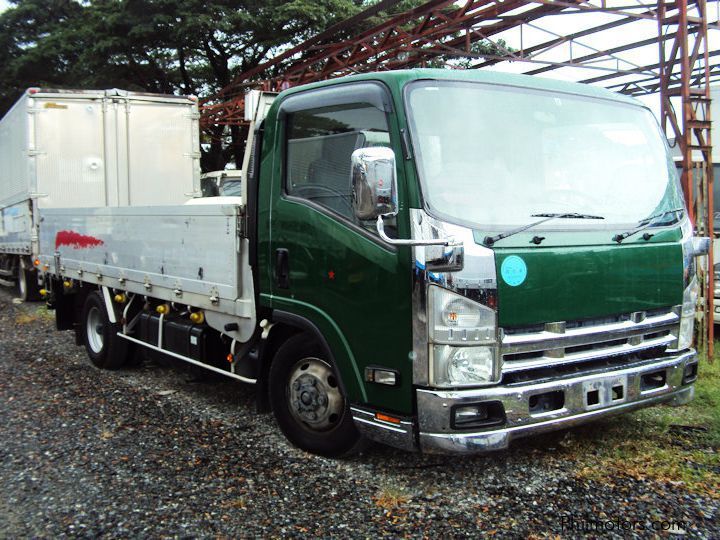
17;265;40;302
80;292;130;369
269;333;363;457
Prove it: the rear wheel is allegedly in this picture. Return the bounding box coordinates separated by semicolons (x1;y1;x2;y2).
80;292;130;369
269;333;362;457
17;265;40;302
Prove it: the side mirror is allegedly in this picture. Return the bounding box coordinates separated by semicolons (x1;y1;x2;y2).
692;236;711;257
200;177;219;197
351;146;398;220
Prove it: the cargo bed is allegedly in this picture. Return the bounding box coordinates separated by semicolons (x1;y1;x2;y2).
37;203;255;343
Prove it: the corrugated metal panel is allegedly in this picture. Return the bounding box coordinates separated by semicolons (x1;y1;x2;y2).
0;95;31;206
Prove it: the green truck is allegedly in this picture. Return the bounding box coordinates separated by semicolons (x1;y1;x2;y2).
33;69;707;456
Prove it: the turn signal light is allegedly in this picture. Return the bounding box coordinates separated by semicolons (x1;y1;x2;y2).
189;311;205;324
113;293;127;303
33;259;40;267
155;304;170;315
39;289;48;297
375;413;401;425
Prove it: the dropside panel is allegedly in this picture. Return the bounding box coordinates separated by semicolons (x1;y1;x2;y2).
37;204;255;341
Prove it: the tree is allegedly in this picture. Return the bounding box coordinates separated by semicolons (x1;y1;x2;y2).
0;0;373;168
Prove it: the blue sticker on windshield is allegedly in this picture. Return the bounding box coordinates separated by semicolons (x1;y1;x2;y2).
501;256;527;287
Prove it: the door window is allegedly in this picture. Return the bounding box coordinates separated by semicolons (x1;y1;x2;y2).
285;102;391;225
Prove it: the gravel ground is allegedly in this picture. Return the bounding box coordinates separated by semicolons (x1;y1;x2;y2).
0;287;717;538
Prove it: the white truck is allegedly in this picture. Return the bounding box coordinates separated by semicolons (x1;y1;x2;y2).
200;169;243;197
0;88;201;299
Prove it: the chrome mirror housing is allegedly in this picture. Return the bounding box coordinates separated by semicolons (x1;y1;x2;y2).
692;236;711;257
351;146;398;220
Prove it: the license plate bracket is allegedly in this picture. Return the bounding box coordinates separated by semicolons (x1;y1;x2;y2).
583;375;628;410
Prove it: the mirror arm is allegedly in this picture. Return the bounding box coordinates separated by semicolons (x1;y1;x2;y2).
376;215;461;247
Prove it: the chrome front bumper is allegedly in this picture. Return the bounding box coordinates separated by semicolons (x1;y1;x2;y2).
416;350;697;454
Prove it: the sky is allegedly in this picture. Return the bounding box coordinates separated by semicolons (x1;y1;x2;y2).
474;1;720;123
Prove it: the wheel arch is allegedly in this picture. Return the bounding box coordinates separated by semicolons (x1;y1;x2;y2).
258;309;366;409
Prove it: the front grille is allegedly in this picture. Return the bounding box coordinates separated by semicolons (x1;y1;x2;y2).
500;307;680;375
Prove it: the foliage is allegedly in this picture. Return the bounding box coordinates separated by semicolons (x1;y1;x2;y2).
0;0;515;168
0;0;373;167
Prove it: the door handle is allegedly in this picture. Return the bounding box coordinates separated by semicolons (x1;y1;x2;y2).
275;248;290;289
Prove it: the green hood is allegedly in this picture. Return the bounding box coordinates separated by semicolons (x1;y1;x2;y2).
485;230;684;328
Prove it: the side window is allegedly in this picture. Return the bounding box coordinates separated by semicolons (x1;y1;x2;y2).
285;103;391;225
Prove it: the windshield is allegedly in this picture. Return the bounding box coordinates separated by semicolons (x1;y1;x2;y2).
405;80;684;231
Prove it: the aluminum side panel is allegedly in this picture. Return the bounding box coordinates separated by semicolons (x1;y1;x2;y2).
34;97;108;208
38;205;255;341
126;101;199;206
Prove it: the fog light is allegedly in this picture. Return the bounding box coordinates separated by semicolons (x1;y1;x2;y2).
455;405;489;423
451;401;505;429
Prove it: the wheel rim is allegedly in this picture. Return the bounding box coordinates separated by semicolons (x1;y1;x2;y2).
287;357;344;432
18;268;26;299
86;306;105;354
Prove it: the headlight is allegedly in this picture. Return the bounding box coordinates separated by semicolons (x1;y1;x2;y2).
428;285;500;387
428;285;495;342
432;345;498;387
674;276;698;351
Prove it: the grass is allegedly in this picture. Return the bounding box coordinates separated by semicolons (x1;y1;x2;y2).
15;313;39;325
373;482;410;511
14;304;54;325
562;355;720;498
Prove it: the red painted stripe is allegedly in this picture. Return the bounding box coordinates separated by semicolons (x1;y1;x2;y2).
55;230;104;250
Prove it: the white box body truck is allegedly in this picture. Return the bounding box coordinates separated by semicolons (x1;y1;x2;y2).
0;88;201;298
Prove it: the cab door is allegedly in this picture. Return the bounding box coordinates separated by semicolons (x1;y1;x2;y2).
266;82;413;414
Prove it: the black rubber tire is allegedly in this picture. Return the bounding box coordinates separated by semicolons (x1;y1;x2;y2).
17;266;41;302
269;333;363;457
80;292;130;369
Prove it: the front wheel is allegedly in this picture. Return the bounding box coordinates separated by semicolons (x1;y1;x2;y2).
80;292;130;369
269;333;363;457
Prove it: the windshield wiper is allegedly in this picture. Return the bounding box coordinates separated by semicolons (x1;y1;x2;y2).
612;208;685;243
483;212;605;247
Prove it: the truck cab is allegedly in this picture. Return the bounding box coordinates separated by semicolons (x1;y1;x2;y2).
200;169;243;197
251;69;702;454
